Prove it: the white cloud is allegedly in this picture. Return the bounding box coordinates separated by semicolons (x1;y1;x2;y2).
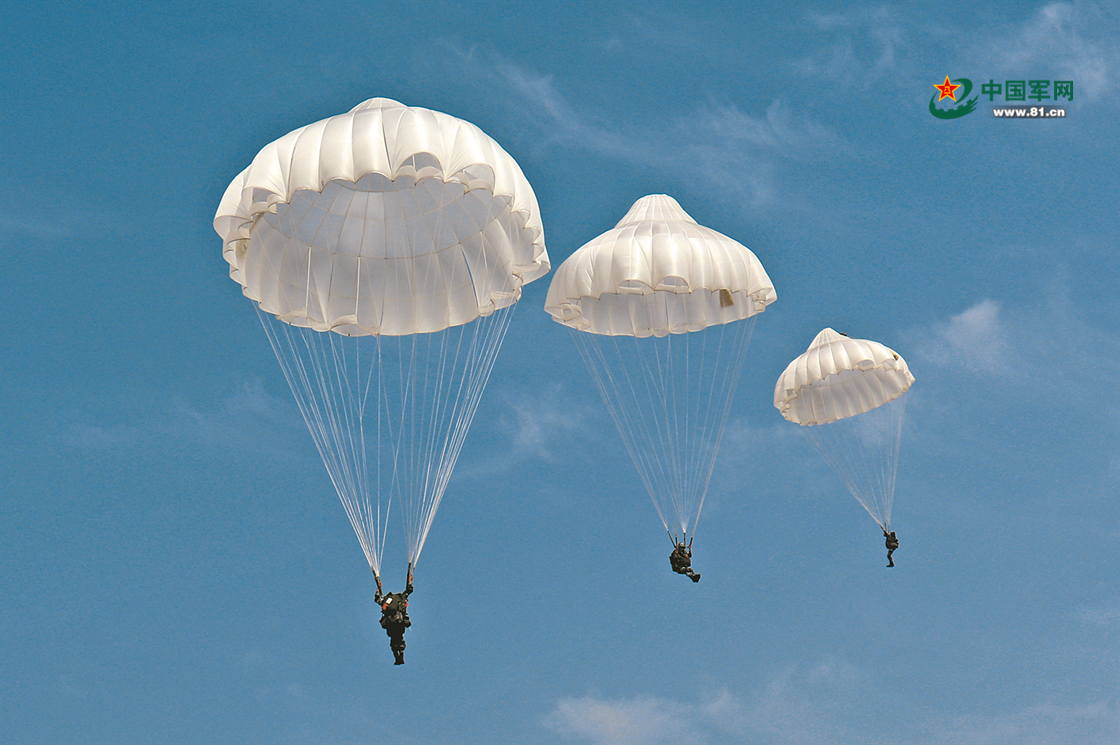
62;421;140;450
455;385;595;479
715;416;820;490
912;295;1120;400
507;389;589;462
797;6;906;86
1074;601;1120;626
0;191;132;246
440;44;636;159
919;299;1010;376
545;664;1120;745
546;659;882;745
164;379;306;457
60;381;308;460
934;702;1120;745
595;8;739;63
440;44;843;209
795;3;1119;104
976;2;1118;100
545;695;706;745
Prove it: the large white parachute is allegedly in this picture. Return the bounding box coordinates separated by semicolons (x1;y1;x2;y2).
774;328;915;530
216;98;549;579
546;195;776;541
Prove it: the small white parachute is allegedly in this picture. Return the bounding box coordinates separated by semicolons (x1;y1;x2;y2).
546;194;776;542
774;328;914;530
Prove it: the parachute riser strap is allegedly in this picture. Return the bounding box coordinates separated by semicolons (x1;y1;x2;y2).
666;531;694;551
373;568;383;597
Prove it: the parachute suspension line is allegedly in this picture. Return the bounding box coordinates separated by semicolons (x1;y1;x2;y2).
663;319;687;534
345;328;394;571
264;184;394;574
645;323;683;533
693;314;756;538
804;418;877;529
880;395;906;529
318;330;380;567
326;328;370;562
413;285;465;566
416;302;516;563
406;319;453;567
570;295;757;540
257;308;383;572
802;396;907;530
572;330;673;533
626;330;675;532
371;334;389;571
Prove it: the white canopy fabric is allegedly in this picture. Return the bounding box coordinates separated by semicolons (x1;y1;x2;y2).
544;195;776;337
774;328;915;426
214;97;549;336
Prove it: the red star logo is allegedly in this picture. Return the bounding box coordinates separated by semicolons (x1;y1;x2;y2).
934;76;961;102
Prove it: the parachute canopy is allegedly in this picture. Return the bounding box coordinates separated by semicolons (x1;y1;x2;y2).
544;194;776;337
774;328;914;426
216;97;549;337
546;195;775;540
215;98;549;577
774;328;914;531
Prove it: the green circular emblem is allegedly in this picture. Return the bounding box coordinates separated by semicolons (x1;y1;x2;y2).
930;78;979;120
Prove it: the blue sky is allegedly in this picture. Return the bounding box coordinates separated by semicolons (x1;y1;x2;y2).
2;2;1118;743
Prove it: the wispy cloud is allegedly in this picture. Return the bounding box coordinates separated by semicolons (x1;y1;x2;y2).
0;189;133;247
506;387;590;462
918;299;1010;377
708;658;874;745
795;3;1120;105
906;292;1120;504
797;6;907;87
61;421;141;451
545;694;705;745
596;8;737;63
715;415;823;493
935;701;1120;745
456;384;594;479
439;44;844;209
438;44;635;159
973;2;1119;100
1074;601;1120;627
545;659;883;745
911;295;1120;402
163;380;306;458
61;381;307;461
545;661;1120;745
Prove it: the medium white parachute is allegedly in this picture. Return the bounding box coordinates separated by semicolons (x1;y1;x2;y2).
216;97;549;581
774;328;914;530
546;194;776;542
